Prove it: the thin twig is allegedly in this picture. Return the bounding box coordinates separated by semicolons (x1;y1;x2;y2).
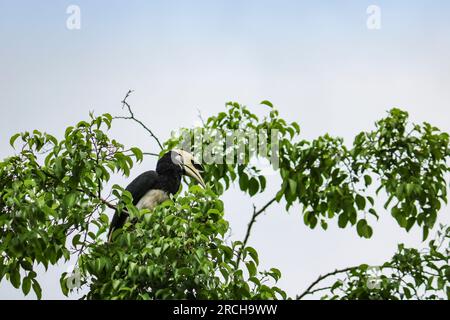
113;90;164;150
76;203;100;262
307;286;333;297
296;267;355;300
197;108;206;126
243;197;277;246
76;187;128;216
123;148;159;158
236;196;277;268
143;152;159;157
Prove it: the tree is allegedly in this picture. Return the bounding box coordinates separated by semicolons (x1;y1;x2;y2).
0;91;448;299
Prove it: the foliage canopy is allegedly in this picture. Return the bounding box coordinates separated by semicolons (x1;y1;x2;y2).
0;98;448;299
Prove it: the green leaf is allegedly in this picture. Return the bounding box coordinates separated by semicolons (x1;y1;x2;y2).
422;226;429;241
246;247;259;265
10;269;21;289
239;173;248;191
331;280;343;292
72;234;81;247
368;208;379;220
60;274;69;297
248;177;259;196
32;280;42;300
219;267;229;281
403;287;412;299
246;261;257;277
260;100;273;108
64;193;77;208
288;179;297;195
270;268;282;281
359;264;369;271
365;225;373;238
356;219;372;238
131;147;143;162
22;276;31;295
364;175;372;187
9;133;20;148
258;175;266;191
338;214;348;228
357;219;367;237
355;195;366;210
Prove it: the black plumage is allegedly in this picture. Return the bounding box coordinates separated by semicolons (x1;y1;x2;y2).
107;150;204;241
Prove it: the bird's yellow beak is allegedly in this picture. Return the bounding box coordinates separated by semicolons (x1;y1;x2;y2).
172;149;206;188
184;162;206;188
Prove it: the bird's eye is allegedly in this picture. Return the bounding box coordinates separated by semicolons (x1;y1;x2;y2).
191;159;204;172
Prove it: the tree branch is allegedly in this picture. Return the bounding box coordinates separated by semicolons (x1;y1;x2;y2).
143;152;159;157
114;90;164;150
243;197;277;247
307;286;333;296
236;196;277;268
76;187;129;217
296;267;355;300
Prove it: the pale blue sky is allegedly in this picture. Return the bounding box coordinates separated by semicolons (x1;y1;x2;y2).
1;0;450;299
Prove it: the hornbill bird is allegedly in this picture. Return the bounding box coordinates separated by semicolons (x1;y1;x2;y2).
107;149;205;242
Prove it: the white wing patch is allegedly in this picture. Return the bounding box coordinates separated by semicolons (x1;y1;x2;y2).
136;189;169;210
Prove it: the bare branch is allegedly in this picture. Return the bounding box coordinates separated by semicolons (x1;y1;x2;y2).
243;197;277;246
143;152;159;157
197;108;206;126
306;286;333;297
236;196;277;268
296;267;355;300
113;90;164;150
